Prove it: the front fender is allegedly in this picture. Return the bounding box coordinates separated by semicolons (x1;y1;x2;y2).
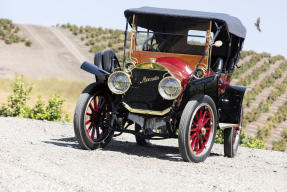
219;85;246;124
181;75;218;107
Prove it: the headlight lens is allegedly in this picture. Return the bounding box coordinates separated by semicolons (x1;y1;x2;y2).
158;77;181;100
108;71;131;94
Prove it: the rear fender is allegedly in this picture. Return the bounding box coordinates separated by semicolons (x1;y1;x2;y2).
219;85;246;124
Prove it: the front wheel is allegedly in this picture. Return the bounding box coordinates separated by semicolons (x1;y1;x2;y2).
74;86;113;150
178;95;217;163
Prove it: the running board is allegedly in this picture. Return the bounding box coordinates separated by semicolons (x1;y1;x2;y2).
219;123;238;130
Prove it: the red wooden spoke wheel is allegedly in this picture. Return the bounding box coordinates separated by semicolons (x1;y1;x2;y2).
189;105;213;155
84;92;112;142
74;87;114;150
179;95;217;163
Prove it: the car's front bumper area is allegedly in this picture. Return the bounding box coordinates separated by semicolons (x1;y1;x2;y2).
122;102;171;116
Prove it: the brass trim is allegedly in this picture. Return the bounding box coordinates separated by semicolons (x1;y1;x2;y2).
207;20;213;74
134;62;177;80
193;66;207;80
107;71;131;94
122;102;171;116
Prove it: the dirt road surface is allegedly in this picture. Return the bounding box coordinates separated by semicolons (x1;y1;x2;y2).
0;117;286;192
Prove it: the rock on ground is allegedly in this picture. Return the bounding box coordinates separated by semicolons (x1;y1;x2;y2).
0;117;286;192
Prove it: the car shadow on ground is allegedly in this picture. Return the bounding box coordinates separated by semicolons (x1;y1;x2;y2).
43;137;80;149
43;137;222;162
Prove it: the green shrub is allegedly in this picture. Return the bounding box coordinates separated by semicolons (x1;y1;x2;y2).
0;76;69;121
270;55;285;64
256;100;287;141
28;96;49;120
245;71;287;124
45;94;65;121
25;40;32;47
215;129;224;144
0;76;32;117
240;130;265;149
0;19;32;46
281;130;287;140
272;139;287;152
215;129;265;149
233;54;269;79
237;61;271;86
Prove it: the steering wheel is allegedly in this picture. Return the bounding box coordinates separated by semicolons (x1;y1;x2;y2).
142;36;159;51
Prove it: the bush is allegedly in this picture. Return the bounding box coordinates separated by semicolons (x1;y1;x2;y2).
240;130;265;149
29;96;48;120
281;130;287;140
215;129;265;149
244;62;287;107
0;76;69;122
215;129;224;144
25;40;32;47
233;53;269;79
0;19;32;46
45;94;65;121
255;100;287;141
272;139;287;152
0;76;32;117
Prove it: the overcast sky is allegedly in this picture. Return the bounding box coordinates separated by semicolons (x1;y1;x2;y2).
1;0;286;57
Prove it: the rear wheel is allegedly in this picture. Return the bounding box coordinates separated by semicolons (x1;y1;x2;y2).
178;95;217;163
224;108;243;157
74;87;113;150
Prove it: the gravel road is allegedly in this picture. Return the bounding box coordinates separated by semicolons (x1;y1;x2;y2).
0;117;286;192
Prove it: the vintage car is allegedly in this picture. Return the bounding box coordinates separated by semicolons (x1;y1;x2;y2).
73;7;246;163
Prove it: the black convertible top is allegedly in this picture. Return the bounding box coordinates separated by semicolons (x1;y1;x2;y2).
124;7;246;39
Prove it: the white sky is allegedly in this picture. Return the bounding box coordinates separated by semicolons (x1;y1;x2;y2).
1;0;286;57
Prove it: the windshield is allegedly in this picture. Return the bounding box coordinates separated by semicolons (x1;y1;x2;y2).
135;26;208;55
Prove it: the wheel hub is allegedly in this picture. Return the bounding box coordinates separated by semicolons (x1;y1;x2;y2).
201;127;206;135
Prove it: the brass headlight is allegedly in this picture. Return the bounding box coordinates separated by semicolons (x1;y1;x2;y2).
108;71;131;94
158;77;181;100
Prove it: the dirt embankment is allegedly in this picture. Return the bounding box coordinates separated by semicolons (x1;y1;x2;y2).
0;117;286;192
0;25;94;82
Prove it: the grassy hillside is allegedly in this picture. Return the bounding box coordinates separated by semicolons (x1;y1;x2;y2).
59;23;130;62
0;19;32;46
232;53;287;151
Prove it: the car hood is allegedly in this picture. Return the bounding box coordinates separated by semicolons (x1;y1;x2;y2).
156;57;192;87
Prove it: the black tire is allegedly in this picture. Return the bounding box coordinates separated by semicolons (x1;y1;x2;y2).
135;124;150;146
178;95;218;163
74;84;113;150
224;108;243;157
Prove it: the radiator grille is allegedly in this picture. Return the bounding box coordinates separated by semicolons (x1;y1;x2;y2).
122;68;173;113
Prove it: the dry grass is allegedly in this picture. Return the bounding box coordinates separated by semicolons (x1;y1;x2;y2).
0;77;89;118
